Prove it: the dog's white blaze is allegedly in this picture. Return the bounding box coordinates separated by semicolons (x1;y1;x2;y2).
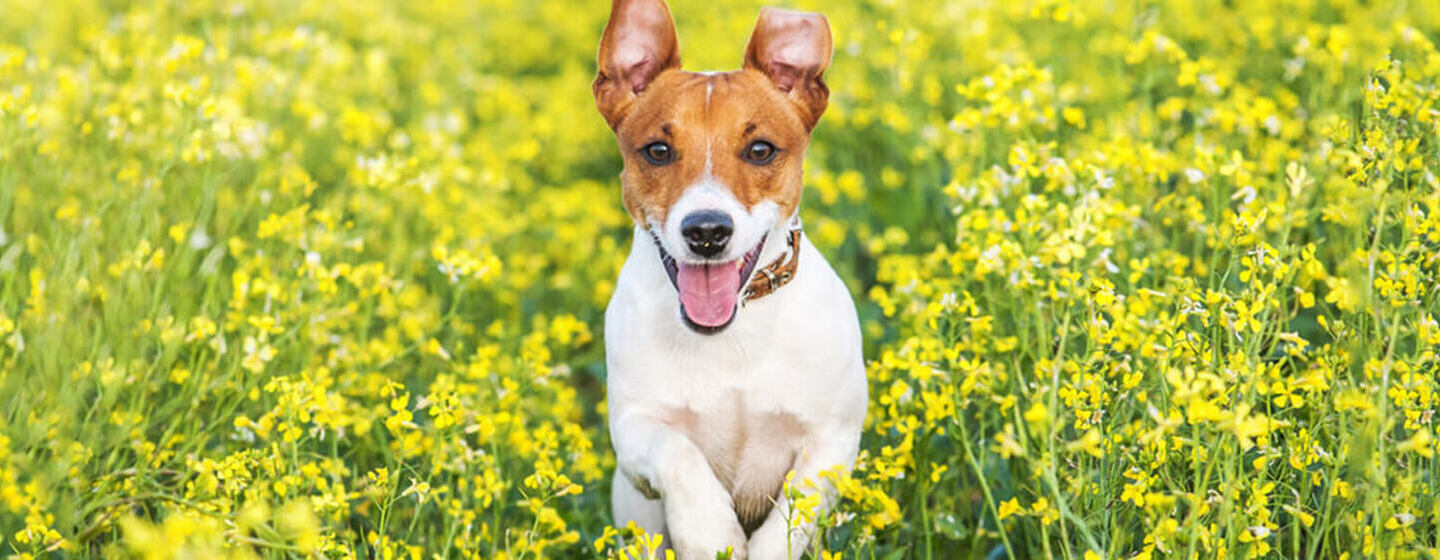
704;79;714;179
702;75;714;181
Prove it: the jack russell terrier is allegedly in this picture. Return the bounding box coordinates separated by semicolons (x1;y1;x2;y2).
594;1;867;558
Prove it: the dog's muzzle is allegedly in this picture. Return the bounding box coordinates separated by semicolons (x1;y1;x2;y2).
652;231;766;334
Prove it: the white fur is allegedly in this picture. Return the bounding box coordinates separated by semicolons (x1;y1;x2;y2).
607;208;868;560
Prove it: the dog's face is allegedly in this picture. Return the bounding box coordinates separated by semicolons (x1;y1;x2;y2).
595;0;831;333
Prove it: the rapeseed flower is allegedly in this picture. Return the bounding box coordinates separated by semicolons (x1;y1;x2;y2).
1;0;1438;557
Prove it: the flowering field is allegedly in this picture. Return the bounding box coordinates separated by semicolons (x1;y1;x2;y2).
2;0;1440;558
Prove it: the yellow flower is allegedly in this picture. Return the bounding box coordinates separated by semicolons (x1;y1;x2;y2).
1397;429;1434;458
998;498;1022;521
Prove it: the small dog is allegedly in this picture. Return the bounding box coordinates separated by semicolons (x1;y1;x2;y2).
594;1;867;558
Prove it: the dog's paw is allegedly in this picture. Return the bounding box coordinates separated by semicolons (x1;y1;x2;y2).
669;525;747;560
745;522;804;560
670;534;746;560
666;508;747;560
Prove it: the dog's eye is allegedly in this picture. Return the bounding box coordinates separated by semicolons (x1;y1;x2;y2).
640;142;674;165
744;140;777;164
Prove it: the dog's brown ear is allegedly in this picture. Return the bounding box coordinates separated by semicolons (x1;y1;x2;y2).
744;7;832;129
594;0;682;128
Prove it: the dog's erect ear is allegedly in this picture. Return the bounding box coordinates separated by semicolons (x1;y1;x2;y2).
594;0;682;128
744;7;832;129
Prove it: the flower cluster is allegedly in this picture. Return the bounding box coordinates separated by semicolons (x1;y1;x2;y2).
0;0;1437;558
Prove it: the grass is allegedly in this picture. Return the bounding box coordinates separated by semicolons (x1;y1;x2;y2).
1;0;1439;558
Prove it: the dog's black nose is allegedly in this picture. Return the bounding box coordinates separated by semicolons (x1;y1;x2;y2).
681;211;733;258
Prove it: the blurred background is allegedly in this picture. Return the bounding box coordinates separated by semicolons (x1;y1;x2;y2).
1;0;1439;558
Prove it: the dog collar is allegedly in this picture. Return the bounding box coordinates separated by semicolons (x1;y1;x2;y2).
742;225;802;303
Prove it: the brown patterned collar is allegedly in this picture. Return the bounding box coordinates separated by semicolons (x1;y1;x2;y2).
742;226;801;303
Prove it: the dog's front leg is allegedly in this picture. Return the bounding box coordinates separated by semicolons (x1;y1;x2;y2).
613;412;748;560
745;428;860;560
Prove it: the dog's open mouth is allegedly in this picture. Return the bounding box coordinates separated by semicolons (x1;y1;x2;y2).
654;235;766;333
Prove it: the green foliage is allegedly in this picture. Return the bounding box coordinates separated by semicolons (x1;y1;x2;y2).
0;0;1438;558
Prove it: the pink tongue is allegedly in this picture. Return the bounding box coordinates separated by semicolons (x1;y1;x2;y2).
676;261;741;327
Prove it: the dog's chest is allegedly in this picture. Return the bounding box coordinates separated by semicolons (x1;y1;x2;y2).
661;390;806;533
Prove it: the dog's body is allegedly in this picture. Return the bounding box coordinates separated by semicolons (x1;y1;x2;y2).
607;224;866;557
595;2;866;558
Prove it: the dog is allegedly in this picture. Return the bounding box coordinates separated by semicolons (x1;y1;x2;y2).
594;1;868;558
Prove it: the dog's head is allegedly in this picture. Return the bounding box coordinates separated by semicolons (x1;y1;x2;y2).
595;0;832;333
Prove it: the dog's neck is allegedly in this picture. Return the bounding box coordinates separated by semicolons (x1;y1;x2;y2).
740;217;802;303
